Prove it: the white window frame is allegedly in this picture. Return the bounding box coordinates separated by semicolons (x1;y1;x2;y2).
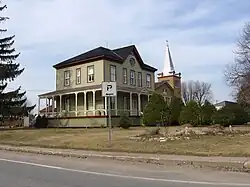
76;68;81;85
110;65;116;82
87;65;94;83
64;70;70;86
123;68;127;84
130;70;135;86
146;74;151;88
138;72;142;87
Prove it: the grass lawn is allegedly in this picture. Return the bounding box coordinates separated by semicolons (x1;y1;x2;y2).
0;127;250;157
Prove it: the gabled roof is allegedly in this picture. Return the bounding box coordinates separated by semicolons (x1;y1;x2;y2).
155;80;174;91
53;45;157;72
53;47;123;69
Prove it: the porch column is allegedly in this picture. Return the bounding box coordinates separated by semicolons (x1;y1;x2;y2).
138;93;141;116
130;92;132;116
148;95;150;101
115;94;118;116
45;98;48;115
92;90;96;115
84;92;87;116
75;92;78;116
38;98;40;115
52;96;55;116
104;96;107;115
59;95;62;114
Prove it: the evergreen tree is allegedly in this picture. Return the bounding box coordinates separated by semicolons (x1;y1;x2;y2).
212;104;248;126
169;96;183;125
179;100;200;126
0;3;35;122
200;100;216;125
143;92;170;126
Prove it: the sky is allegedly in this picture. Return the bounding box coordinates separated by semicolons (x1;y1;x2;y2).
3;0;250;111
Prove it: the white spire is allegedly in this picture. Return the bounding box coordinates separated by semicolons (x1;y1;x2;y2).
163;40;175;76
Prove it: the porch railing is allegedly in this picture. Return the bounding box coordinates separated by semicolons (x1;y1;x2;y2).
41;109;139;118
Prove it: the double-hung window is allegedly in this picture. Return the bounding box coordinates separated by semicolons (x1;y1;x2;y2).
87;65;94;82
146;73;151;88
64;70;70;86
76;68;81;85
123;68;127;84
110;65;116;82
130;70;136;85
138;72;142;87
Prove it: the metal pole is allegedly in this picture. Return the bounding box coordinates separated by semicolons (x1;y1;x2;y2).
108;96;112;146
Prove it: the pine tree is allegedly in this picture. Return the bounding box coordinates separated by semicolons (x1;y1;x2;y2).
0;3;35;122
143;92;170;126
200;100;216;125
179;100;200;126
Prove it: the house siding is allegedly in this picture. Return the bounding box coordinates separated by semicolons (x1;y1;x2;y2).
56;60;104;90
103;54;155;91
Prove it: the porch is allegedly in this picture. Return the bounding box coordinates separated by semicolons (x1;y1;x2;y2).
38;89;150;118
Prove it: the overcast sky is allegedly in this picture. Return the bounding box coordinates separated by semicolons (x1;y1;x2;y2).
4;0;250;109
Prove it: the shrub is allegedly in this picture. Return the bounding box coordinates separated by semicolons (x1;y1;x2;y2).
119;114;131;129
169;96;183;126
143;92;170;126
179;100;200;126
201;100;216;125
212;104;248;126
34;115;48;128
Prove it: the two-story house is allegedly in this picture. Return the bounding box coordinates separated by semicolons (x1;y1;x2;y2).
38;45;157;127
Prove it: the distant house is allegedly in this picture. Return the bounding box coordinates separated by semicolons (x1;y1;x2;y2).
214;100;237;110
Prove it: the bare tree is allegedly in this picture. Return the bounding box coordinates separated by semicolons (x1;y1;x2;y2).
225;21;250;104
181;80;213;106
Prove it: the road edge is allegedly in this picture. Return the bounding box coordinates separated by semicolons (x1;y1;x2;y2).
0;144;249;173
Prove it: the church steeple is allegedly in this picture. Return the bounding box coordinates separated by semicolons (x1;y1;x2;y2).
163;40;175;76
157;40;182;98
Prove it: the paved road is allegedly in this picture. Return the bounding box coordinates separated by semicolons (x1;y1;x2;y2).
0;151;250;187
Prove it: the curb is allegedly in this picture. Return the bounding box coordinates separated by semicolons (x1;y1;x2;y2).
0;145;248;173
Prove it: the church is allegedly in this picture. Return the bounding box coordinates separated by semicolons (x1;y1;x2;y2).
38;42;181;127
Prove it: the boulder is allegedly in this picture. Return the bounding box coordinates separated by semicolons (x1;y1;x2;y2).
243;161;250;169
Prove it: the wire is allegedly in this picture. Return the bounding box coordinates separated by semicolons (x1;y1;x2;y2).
4;87;51;92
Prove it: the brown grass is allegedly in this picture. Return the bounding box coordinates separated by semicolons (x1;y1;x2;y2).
0;127;250;157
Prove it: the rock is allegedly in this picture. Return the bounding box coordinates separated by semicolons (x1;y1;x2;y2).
159;137;166;142
243;161;250;169
229;125;232;132
129;136;141;140
148;138;153;142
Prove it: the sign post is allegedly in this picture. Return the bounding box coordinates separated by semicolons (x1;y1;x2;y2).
102;82;117;147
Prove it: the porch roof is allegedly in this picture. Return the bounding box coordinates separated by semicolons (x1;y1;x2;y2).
38;85;101;98
38;85;152;99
